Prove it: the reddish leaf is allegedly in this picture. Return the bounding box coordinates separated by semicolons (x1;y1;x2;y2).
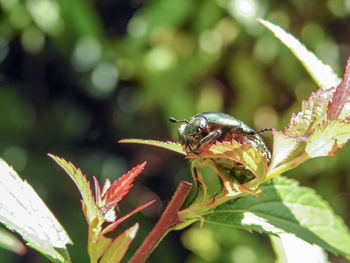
93;176;103;209
101;200;155;236
102;162;147;212
327;58;350;120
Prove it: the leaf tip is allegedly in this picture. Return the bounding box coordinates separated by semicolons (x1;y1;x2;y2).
128;223;139;239
256;18;269;26
47;153;55;159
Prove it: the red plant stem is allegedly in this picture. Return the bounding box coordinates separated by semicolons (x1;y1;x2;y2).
129;180;192;263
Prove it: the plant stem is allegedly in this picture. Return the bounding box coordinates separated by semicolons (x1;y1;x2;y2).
129;180;192;263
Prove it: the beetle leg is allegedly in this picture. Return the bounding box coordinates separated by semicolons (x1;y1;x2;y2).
191;129;222;153
186;141;197;154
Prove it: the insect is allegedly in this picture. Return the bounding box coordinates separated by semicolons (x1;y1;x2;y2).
169;112;271;162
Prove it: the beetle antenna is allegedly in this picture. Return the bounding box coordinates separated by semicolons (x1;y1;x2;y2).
169;117;188;124
257;128;272;134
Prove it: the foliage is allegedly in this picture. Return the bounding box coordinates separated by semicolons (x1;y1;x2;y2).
1;0;350;262
48;154;154;263
0;158;71;262
121;19;350;261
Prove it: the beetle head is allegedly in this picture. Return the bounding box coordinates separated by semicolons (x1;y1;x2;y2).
169;115;209;152
169;117;190;145
184;115;208;136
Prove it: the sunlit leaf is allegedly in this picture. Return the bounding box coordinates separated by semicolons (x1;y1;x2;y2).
271;234;328;263
204;176;350;258
284;88;335;138
119;138;186;155
267;59;350;178
0;158;72;263
100;223;139;263
0;227;26;255
258;19;341;89
268;130;299;171
305;120;350;157
48;154;104;225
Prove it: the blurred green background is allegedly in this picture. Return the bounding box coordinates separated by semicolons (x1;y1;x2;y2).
0;0;350;262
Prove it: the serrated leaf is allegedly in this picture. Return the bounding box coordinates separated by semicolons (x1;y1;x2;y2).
48;154;104;225
258;19;341;89
271;234;328;263
187;140;268;186
0;227;26;255
268;60;350;178
119;139;186;155
103;162;146;213
0;158;72;263
100;223;139;263
285;87;335;138
204;176;350;258
305;120;350;157
328;57;350;120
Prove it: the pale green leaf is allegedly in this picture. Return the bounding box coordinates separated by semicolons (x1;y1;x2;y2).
267;84;350;178
100;223;139;263
0;227;26;255
187;140;268;187
268;130;299;172
119;139;186;155
258;19;341;89
204;176;350;258
0;158;72;263
270;234;328;263
48;154;104;225
305;120;350;158
96;236;112;260
284;88;335;138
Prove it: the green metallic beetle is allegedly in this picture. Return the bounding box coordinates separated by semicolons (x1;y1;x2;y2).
169;112;271;161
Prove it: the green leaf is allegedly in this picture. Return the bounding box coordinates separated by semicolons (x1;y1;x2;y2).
305;120;350;157
0;227;26;255
95;236;112;260
187;140;268;187
0;158;72;263
258;19;341;89
100;223;139;263
119;138;186;155
204;176;350;258
267;59;350;179
270;234;328;263
48;154;104;225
